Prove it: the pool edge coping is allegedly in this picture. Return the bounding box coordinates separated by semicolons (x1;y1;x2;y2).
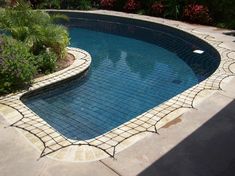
0;10;235;162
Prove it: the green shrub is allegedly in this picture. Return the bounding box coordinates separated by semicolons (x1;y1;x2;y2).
0;0;6;7
36;50;57;74
31;0;61;9
0;1;70;59
0;1;70;94
0;36;37;94
30;24;69;58
61;0;78;9
216;21;235;29
114;0;125;10
163;0;184;19
199;0;235;29
27;0;235;29
78;0;92;10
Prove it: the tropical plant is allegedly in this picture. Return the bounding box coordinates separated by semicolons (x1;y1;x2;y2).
0;1;70;94
0;1;69;58
0;35;37;94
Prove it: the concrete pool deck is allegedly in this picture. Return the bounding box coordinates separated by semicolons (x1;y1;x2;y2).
0;10;235;175
1;88;235;176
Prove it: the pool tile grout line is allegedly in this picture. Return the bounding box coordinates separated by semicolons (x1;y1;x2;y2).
0;10;235;162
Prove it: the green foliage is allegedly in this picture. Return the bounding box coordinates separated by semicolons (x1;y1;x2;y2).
66;0;80;9
30;0;95;9
0;1;70;94
139;0;155;9
198;0;235;29
28;0;235;29
33;0;61;9
0;1;70;58
29;24;69;58
163;0;184;19
97;0;235;29
78;0;92;10
60;0;92;10
36;50;57;73
0;36;37;94
216;21;235;30
114;0;126;11
0;0;6;7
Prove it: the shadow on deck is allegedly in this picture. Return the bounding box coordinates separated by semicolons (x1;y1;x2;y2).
139;100;235;176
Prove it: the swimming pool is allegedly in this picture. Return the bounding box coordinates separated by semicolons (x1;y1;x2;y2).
22;13;220;141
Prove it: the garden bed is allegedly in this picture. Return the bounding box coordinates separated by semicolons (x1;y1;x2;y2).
35;53;75;78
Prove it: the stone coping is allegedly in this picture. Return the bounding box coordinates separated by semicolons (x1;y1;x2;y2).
0;10;235;162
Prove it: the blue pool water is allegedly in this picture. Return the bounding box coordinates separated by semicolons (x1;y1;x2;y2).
22;20;219;140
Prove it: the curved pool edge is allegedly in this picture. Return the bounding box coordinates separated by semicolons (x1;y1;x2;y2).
0;10;235;162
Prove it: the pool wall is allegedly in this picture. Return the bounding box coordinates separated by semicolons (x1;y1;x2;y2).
0;10;234;162
56;11;221;80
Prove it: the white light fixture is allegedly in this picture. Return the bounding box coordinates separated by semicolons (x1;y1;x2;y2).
193;50;204;54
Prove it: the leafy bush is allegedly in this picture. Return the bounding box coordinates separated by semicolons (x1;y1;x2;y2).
31;24;69;58
0;2;69;59
123;0;141;13
33;0;61;9
100;0;116;10
183;3;212;25
0;36;37;94
139;0;155;8
36;50;57;73
198;0;235;29
151;1;165;17
0;0;6;7
92;0;101;8
0;2;70;94
163;0;184;19
25;0;235;29
78;0;92;10
60;0;92;10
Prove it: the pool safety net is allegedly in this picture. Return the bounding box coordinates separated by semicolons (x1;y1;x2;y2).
0;32;235;160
